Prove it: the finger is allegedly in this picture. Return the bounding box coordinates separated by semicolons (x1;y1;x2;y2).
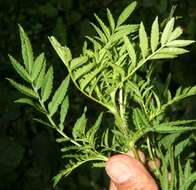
106;154;158;190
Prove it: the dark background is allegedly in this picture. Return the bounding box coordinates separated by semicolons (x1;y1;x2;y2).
0;0;196;189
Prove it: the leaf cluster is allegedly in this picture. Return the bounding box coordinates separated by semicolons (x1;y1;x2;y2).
7;2;196;189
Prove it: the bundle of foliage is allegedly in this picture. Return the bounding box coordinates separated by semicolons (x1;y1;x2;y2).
7;2;196;189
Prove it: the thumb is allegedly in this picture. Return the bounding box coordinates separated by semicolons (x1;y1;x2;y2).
105;154;158;190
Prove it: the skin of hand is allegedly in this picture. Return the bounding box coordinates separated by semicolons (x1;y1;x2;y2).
105;154;159;190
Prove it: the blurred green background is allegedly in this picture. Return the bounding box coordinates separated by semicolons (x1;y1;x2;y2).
0;0;196;189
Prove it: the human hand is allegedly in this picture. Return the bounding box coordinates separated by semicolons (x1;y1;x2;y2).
105;153;159;190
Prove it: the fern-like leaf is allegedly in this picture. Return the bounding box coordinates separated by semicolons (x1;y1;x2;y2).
7;78;38;98
124;36;136;66
161;18;175;45
72;107;87;140
34;60;46;90
151;17;159;52
59;96;69;131
116;1;137;27
31;53;45;81
19;25;34;72
48;75;70;116
139;22;149;58
41;66;53;102
107;8;115;31
49;36;72;67
8;55;31;82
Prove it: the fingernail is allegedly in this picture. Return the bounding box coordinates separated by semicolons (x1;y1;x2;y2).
106;159;131;183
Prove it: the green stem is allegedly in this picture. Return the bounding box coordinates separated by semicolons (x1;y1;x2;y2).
129;141;140;161
119;88;129;133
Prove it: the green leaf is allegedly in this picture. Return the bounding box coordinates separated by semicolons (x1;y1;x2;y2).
159;150;169;190
133;108;150;128
139;22;149;58
161;18;175;45
166;40;195;47
184;161;191;179
7;78;37;98
31;53;45;81
174;138;190;157
53;172;64;187
15;98;45;113
85;36;102;51
90;23;107;43
19;25;34;72
154;125;196;133
92;162;105;168
109;24;138;45
33;118;54;128
49;36;72;66
159;47;189;55
164;120;196;126
41;66;53;102
59;96;69;131
94;14;110;39
86;113;103;144
179;172;196;190
168;27;183;42
150;53;177;59
151;17;159;52
159;133;182;149
109;63;125;78
107;9;115;31
178;159;184;187
124;36;136;67
48;75;70;116
34;61;46;90
73;63;95;81
15;97;35;106
116;1;137;27
8;55;31;82
102;128;109;147
72;108;87;139
70;56;88;71
152;91;161;111
79;67;102;90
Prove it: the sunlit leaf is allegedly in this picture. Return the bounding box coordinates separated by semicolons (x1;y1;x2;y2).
48;75;70;116
124;36;136;66
59;96;69;131
168;27;183;42
32;53;45;81
161;18;175;45
117;1;137;27
139;22;149;58
19;25;34;71
7;78;37;98
94;14;110;39
107;9;115;31
9;55;31;82
41;66;53;102
151;17;159;52
72;108;87;139
159;47;189;55
166;40;195;47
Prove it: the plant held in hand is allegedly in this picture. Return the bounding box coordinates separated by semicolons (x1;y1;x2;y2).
7;2;196;189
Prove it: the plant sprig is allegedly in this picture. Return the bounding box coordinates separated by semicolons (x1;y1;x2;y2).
8;2;196;189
